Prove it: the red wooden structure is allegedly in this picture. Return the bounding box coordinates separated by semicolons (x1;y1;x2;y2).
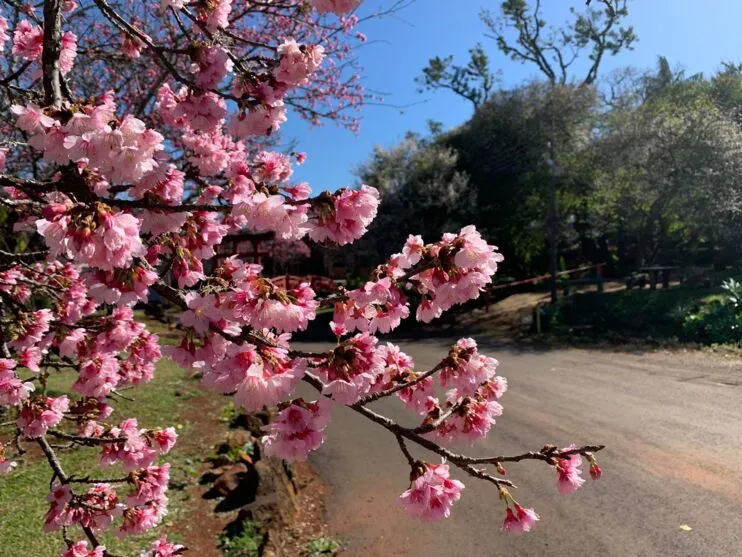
214;231;276;268
272;274;337;294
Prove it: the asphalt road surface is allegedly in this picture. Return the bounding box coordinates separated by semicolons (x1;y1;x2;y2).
298;340;742;557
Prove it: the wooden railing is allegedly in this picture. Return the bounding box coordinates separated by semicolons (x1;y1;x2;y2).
272;274;338;293
482;263;606;312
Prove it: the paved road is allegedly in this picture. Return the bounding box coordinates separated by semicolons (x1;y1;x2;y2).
298;340;742;557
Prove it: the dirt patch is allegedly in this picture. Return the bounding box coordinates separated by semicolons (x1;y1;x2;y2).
168;394;334;557
162;391;228;556
267;461;331;556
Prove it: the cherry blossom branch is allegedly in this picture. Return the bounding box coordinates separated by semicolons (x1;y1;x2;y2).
67;475;130;484
395;433;416;468
37;436;105;551
355;362;444;405
303;370;604;492
41;0;64;107
37;435;69;483
459;445;607;466
47;430;129;445
91;0;240;100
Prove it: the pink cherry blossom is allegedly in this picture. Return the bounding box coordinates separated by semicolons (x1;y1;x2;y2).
127;464;170;507
193;45;233;89
229;102;287;138
502;503;540;534
201;0;231;31
160;0;189;8
10;103;56;133
18;395;69;438
59;31;77;75
254;151;294;183
9;308;52;350
438;338;500;396
122;35;145;59
180;293;220;334
202;342;306;411
150;427;178;454
0;456;17;475
11;20;43;59
556;446;586;494
309;0;361;15
0;358;34;406
142;536;186;557
316;333;384;404
0;15;8;46
262;399;332;461
333;277;409;334
73;354;120;398
309;185;380;245
275;40;325;87
18;346;42;372
400;462;464;521
233;192;309;239
60;541;106;557
589;461;603;480
429;396;503;445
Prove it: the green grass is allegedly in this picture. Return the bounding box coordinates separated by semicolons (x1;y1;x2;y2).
0;358;209;556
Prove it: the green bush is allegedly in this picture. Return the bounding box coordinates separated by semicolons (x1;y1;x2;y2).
305;537;340;556
219;520;264;557
539;278;742;345
679;279;742;344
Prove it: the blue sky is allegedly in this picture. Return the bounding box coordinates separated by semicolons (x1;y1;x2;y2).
285;0;742;191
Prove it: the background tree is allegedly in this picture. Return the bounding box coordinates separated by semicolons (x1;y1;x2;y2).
347;132;475;269
419;0;636;301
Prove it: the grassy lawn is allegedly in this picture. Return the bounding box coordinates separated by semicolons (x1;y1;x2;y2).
0;356;219;556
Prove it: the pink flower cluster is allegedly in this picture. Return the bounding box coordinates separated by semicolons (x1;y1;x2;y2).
262;399;332;461
192;45;233;89
37;202;145;271
60;541;106;557
411;226;504;322
275;40;326;87
309;0;362;15
97;419;177;472
333;277;409;334
438;338;502;396
44;482;120;533
0;14;8;47
0;358;34;407
119;464;170;536
142;536;186;556
316;333;384;404
17;395;69;438
400;462;464;521
13;96;163;183
309;186;380;245
202;341;306;411
228;278;319;333
0;444;17;475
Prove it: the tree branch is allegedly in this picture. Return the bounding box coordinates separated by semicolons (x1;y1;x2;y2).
42;0;64;107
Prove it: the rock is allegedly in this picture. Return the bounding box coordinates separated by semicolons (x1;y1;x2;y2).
212;462;250;496
225;429;252;448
